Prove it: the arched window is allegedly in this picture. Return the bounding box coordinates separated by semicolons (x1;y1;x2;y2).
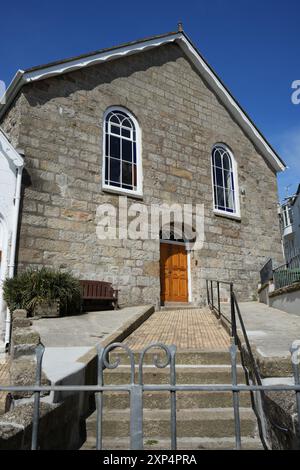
211;144;240;216
103;107;142;195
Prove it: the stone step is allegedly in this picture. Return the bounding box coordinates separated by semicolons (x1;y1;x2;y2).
103;365;246;385
108;349;241;366
102;390;251;409
86;408;257;439
81;436;263;450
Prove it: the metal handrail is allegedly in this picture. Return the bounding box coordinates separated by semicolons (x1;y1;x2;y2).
206;278;300;443
206;279;261;384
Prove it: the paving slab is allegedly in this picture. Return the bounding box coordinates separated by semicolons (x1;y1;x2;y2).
123;307;230;351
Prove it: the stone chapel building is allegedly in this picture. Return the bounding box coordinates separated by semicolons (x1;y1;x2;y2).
0;29;285;341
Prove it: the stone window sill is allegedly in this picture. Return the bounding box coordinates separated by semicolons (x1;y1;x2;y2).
213;209;241;222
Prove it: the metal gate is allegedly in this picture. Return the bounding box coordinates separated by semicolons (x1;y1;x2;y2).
0;339;299;450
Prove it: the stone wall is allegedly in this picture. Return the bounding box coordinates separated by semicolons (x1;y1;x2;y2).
0;309;93;449
0;43;283;306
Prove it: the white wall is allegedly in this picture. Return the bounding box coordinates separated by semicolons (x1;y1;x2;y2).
0;153;17;338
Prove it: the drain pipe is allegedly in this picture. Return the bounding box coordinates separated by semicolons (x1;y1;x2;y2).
4;165;23;347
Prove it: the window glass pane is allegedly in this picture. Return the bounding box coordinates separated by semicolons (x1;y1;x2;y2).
216;186;225;209
105;156;109;183
215;167;223;187
214;150;222;167
110;125;120;136
110;135;120;159
225;187;234;210
223;170;232;190
122;118;133;129
110;158;120;185
133;164;137;187
110;114;120;124
122;128;131;138
122;161;132;186
133;143;137;164
223;153;231;170
122;139;132;162
105;134;109;157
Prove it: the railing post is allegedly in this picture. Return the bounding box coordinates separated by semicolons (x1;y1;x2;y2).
230;344;241;450
206;280;210;306
169;345;177;450
130;384;143;450
211;281;214;309
290;342;300;439
96;344;104;450
230;283;237;344
31;343;45;450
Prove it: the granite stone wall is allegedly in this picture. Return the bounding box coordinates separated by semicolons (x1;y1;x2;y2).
0;43;283;307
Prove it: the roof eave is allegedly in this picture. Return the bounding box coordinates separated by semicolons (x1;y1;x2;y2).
0;31;286;173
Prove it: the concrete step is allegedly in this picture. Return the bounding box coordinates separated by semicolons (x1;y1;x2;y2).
160;303;196;310
103;365;247;385
102;390;251;409
86;408;257;439
109;349;241;366
81;436;263;450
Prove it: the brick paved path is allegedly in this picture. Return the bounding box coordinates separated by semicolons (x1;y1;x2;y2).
124;308;230;351
0;357;10;415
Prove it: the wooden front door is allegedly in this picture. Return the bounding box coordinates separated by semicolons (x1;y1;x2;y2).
160;243;188;303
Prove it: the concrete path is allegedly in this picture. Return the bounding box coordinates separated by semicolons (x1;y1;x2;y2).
32;305;154;399
33;305;152;347
124;308;230;351
220;301;300;358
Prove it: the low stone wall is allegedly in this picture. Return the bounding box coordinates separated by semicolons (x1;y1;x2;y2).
239;344;299;449
269;283;300;317
0;309;96;449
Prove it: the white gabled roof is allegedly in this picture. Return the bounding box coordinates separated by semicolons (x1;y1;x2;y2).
0;31;286;172
0;127;23;168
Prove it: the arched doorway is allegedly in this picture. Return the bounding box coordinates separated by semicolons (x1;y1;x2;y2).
159;223;195;305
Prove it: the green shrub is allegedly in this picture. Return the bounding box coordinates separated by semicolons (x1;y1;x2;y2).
3;267;81;316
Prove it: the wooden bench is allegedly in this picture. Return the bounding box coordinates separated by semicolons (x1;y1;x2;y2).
80;280;119;311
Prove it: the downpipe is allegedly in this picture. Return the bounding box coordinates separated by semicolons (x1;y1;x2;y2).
4;166;23;348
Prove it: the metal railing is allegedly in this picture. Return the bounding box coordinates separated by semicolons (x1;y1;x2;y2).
272;254;300;289
206;279;265;385
0;337;300;450
206;278;300;446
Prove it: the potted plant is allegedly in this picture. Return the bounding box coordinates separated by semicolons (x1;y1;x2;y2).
3;267;81;318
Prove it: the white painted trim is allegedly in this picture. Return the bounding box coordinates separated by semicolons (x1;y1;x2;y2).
0;33;285;172
0;216;9;338
102;106;143;197
187;250;192;302
210;143;241;219
4;166;23;346
0;128;24;168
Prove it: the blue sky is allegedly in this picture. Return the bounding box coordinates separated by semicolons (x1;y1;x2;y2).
1;0;299;201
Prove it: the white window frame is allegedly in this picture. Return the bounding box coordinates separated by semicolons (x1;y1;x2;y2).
102;106;143;197
211;143;241;220
282;204;293;229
